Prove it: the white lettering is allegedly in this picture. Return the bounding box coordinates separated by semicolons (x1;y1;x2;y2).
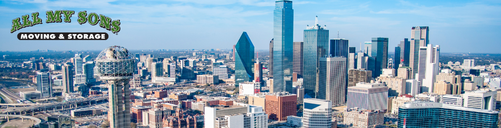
20;34;27;39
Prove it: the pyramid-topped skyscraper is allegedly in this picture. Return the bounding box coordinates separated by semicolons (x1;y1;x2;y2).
235;32;255;86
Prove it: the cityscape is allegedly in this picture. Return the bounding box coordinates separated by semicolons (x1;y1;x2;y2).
1;0;501;128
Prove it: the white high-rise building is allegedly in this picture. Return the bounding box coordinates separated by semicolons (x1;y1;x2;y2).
463;90;496;111
36;71;52;98
239;82;260;96
302;98;332;128
463;59;475;68
205;104;268;128
348;52;356;70
319;57;346;106
213;65;229;79
74;54;83;74
347;82;388;110
420;44;440;93
405;79;420;96
357;52;368;70
62;63;74;94
83;61;95;83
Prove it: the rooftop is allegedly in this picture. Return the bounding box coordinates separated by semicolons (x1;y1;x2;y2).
401;101;498;114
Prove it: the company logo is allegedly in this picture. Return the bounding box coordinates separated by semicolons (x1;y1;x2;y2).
11;10;121;40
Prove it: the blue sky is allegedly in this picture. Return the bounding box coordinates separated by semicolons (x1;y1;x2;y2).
1;0;500;53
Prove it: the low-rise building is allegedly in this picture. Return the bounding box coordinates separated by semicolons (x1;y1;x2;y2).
343;109;384;128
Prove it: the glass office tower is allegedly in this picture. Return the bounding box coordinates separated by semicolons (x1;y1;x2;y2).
273;0;293;93
235;32;255;86
398;101;498;128
303;16;329;97
409;26;429;78
370;37;388;78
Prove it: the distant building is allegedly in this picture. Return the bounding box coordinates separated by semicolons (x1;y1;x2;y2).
440;95;463;107
293;42;304;76
405;79;420;96
131;106;152;124
398;101;498;128
369;37;389;78
265;92;297;121
347;82;388;110
397;66;412;79
296;86;304;104
71;108;104;117
269;39;273;77
397;38;410;67
330;38;348;58
434;80;452;95
348;69;372;87
390;94;413;114
344;109;384;128
349;47;356;64
463;59;475;68
83;61;95;84
418;44;440;93
463;90;496;111
197;75;219;85
303;16;329;97
213;65;229;79
379;76;406;96
204;105;268;128
20;91;41;100
436;71;462;95
62;63;74;94
319;57;347;106
302;98;333;128
357;52;369;70
234;32;255;86
254;58;263;86
239;82;260;96
409;26;429;79
36;70;52;98
272;0;293;93
41;115;74;128
151;62;164;81
74;54;83;74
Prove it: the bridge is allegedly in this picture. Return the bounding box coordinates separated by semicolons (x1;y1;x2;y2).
0;96;108;115
0;114;42;126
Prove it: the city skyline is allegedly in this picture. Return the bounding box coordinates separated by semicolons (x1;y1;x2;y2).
1;0;501;53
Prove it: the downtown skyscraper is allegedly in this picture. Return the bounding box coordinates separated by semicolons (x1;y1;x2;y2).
369;37;388;78
293;42;303;76
273;0;293;93
330;38;349;58
303;16;329;97
319;57;347;106
235;32;255;86
397;38;410;67
409;26;429;78
62;63;74;94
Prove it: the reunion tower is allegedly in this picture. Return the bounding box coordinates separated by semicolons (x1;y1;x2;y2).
94;46;136;128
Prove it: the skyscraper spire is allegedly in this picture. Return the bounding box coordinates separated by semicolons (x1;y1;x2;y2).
256;52;259;63
315;15;318;25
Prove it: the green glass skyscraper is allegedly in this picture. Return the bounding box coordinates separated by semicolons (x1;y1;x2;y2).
303;16;329;97
370;37;388;77
235;32;255;86
273;0;293;93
